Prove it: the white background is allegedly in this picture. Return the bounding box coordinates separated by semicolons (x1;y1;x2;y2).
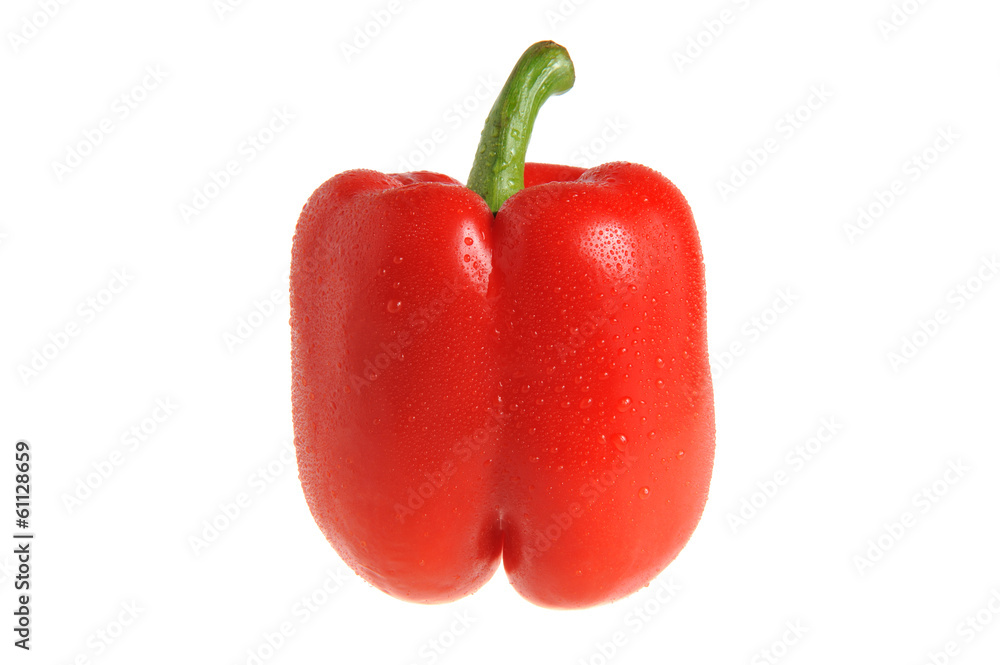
2;0;999;663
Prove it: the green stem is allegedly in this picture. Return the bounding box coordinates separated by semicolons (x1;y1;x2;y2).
467;41;575;213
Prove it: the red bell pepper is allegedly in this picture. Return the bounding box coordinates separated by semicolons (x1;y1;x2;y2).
291;41;714;609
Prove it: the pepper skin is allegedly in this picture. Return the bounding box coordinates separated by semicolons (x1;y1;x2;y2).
290;42;714;609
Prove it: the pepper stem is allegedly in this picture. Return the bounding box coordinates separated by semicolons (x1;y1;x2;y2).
467;41;575;213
